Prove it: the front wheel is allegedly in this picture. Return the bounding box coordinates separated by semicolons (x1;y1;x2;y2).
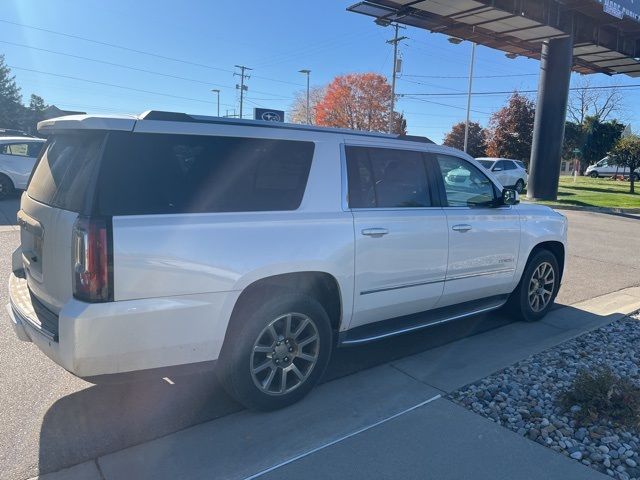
217;292;332;410
589;171;599;178
507;250;560;322
514;179;525;193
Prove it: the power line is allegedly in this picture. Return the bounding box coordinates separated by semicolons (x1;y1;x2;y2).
402;73;538;79
399;76;467;93
2;39;296;101
400;84;640;97
400;94;492;115
0;18;303;87
9;65;218;104
0;39;228;88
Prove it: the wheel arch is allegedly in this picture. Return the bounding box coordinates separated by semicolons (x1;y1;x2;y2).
528;241;565;283
230;271;343;333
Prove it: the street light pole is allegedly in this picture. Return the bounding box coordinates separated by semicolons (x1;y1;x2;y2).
299;69;311;124
464;42;476;154
211;89;220;117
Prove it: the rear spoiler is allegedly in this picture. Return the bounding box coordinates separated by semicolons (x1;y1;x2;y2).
37;115;137;135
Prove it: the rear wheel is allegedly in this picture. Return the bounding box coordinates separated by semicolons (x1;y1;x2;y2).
507;249;560;322
0;174;14;199
217;291;332;410
514;179;525;193
589;171;599;178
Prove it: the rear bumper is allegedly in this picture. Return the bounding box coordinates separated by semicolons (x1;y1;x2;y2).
7;270;240;378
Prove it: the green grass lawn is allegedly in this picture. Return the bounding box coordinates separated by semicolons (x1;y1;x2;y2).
526;176;640;209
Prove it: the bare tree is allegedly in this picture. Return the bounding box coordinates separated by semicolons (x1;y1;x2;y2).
288;86;326;125
568;78;624;124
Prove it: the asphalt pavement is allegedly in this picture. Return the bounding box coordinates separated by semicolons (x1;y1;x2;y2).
0;198;638;480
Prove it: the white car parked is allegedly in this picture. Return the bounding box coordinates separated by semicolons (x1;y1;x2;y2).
7;111;567;410
585;156;639;180
476;157;529;193
0;137;46;198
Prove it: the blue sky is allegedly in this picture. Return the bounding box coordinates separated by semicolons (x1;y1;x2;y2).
2;0;639;143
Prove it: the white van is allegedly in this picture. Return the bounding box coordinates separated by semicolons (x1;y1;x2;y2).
586;156;639;179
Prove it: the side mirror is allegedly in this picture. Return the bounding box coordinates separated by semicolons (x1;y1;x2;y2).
492;166;503;172
502;188;519;206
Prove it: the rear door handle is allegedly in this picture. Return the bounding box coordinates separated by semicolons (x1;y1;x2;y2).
361;228;389;238
452;224;472;233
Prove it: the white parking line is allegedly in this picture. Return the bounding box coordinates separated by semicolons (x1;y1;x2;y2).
241;393;442;480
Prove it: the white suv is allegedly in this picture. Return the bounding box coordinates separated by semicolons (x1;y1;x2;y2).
7;111;567;410
0;137;46;198
476;157;529;193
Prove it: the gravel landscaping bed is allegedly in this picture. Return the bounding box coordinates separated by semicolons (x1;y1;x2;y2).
450;315;640;480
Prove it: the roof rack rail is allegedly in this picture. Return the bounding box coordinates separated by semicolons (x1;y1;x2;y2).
139;111;434;143
397;134;434;144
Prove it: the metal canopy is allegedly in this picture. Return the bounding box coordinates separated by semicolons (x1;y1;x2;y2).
347;0;640;76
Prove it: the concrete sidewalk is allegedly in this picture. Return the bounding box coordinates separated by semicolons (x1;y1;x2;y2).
34;287;640;480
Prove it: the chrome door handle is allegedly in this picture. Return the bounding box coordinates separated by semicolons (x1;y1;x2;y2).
361;228;389;238
452;224;472;232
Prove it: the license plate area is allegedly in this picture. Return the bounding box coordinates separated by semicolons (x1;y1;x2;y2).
18;210;44;282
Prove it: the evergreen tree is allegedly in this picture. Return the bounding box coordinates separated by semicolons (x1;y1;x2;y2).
0;55;24;129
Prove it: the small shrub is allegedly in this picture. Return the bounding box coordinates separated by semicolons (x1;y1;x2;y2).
561;368;640;428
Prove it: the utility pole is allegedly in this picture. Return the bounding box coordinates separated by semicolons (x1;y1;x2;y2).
211;89;220;117
299;69;311;124
234;65;252;119
464;42;476;154
386;24;407;134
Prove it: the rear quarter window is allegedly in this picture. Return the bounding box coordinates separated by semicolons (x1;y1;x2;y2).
27;133;105;213
96;132;315;215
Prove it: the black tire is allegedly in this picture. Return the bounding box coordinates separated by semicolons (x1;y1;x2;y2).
632;173;640;182
507;249;560;322
514;179;525;193
217;291;332;411
0;174;14;200
589;171;599;178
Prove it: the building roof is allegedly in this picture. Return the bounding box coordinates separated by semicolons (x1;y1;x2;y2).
348;0;640;76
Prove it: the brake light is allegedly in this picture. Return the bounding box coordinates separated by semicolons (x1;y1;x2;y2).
72;217;112;302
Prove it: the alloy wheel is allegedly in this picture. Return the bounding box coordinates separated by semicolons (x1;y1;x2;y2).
250;312;320;395
528;262;555;312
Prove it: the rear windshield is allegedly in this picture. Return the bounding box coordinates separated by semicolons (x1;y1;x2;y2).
96;132;315;215
27;132;105;212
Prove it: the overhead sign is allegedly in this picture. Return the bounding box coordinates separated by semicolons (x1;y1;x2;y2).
254;108;285;122
597;0;640;22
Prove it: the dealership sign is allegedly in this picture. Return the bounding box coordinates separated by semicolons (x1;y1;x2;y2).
597;0;640;21
254;108;285;122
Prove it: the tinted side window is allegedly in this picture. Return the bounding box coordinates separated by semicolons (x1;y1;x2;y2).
493;160;507;170
503;161;516;171
435;154;497;207
27;142;45;157
97;133;314;215
346;146;430;208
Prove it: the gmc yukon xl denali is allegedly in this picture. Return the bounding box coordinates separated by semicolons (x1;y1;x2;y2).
7;111;567;410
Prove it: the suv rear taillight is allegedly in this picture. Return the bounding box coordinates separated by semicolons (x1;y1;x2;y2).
72;217;113;302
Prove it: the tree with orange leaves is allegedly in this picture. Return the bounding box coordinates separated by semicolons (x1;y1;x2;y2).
314;73;405;134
